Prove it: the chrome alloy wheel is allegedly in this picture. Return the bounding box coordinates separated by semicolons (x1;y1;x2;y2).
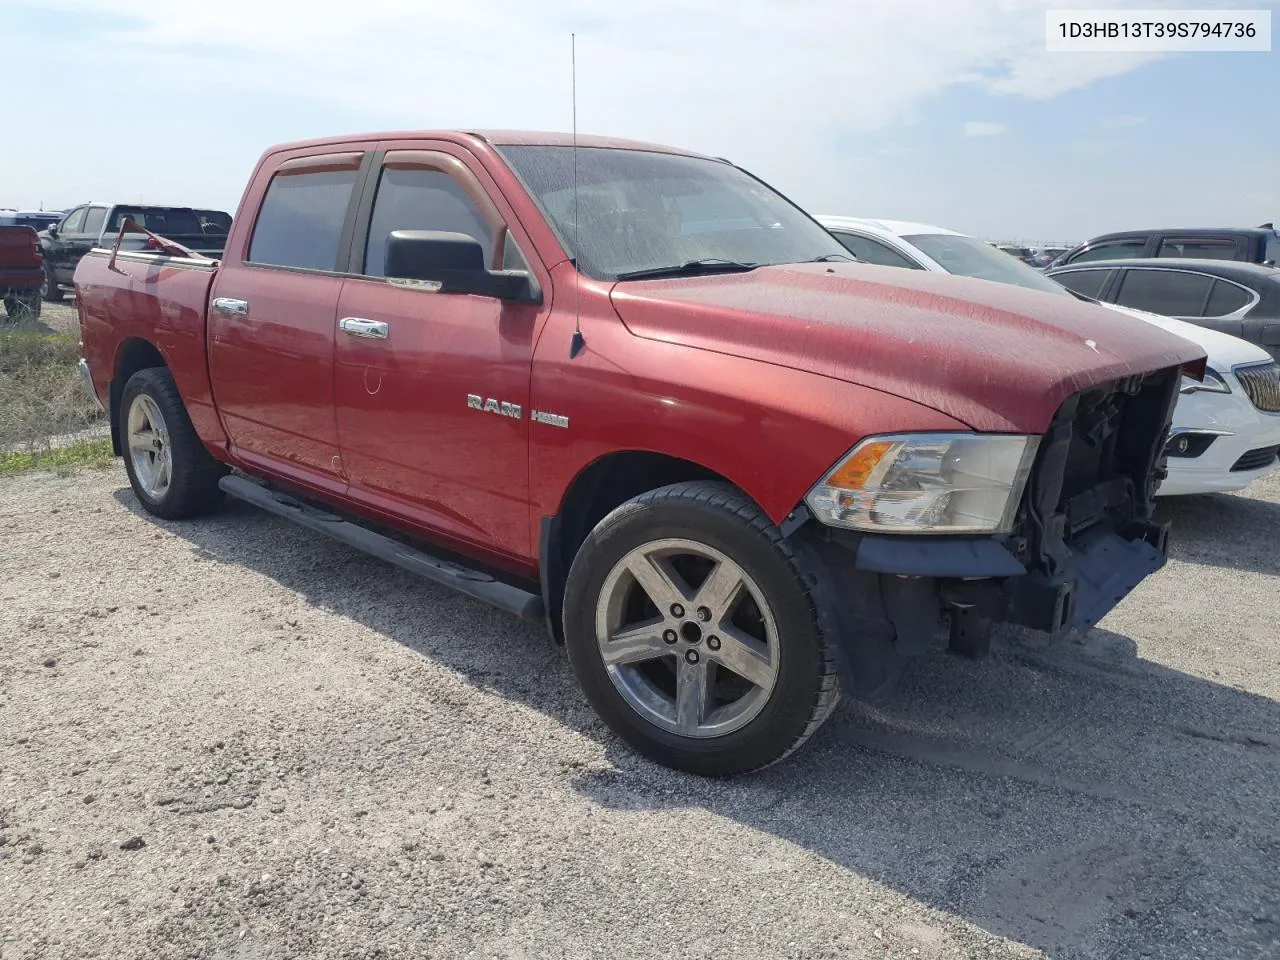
594;538;781;739
127;393;173;501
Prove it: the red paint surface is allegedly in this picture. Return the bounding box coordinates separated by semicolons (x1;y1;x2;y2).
75;130;1206;578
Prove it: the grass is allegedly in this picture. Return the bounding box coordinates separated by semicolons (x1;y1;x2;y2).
0;438;115;476
0;327;110;475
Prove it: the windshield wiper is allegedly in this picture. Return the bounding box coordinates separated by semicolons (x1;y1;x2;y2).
810;253;854;262
614;259;759;281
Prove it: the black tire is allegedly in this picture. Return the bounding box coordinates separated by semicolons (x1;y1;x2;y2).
563;481;839;776
41;265;64;302
119;367;226;520
3;291;41;324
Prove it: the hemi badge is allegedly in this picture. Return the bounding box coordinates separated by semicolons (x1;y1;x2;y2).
531;410;570;429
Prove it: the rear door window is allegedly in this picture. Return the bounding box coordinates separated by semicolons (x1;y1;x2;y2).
1203;278;1254;317
1067;239;1146;264
831;232;922;269
1114;268;1214;317
249;155;363;271
1157;237;1239;260
1052;268;1112;300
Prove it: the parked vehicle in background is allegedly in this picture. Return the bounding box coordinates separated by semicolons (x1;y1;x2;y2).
1;210;63;232
819;217;1280;495
1050;224;1280;268
997;244;1036;264
195;209;232;235
75;130;1203;775
39;203;231;301
1046;258;1280;360
0;225;44;323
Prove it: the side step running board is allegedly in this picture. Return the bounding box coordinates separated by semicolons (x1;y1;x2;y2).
218;475;545;622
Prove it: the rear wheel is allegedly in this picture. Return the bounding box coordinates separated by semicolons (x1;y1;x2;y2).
563;481;839;776
119;367;225;520
40;266;63;303
2;291;41;324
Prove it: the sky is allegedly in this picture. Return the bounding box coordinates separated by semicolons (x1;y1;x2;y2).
3;0;1276;243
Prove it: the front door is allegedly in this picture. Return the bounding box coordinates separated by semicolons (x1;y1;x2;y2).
208;148;371;492
47;206;86;284
333;144;541;560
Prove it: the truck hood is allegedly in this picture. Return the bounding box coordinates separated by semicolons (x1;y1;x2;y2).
609;261;1206;433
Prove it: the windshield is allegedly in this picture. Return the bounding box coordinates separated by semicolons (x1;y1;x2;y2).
904;233;1070;296
107;207;204;236
497;145;849;280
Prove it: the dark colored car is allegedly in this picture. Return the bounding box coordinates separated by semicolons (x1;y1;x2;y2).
1046;258;1280;359
0;225;44;323
195;209;232;235
0;210;63;232
1051;225;1280;269
38;203;230;301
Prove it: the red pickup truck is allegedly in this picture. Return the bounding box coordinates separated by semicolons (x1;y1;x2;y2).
0;225;44;323
75;130;1203;775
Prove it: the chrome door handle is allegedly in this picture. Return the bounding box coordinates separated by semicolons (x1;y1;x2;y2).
339;317;389;340
212;297;249;317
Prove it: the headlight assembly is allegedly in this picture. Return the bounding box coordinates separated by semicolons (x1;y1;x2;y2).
804;433;1040;534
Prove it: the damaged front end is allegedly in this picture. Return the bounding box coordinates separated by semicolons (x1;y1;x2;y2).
793;365;1182;696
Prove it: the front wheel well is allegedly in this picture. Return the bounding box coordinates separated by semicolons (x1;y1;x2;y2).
109;338;167;455
540;451;749;643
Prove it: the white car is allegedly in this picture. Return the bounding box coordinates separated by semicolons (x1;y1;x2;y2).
817;216;1280;496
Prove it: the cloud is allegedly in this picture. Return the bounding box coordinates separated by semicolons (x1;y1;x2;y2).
963;121;1008;138
11;1;1168;176
1103;114;1146;129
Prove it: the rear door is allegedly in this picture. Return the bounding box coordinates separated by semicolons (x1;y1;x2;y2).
208;145;374;494
333;141;545;560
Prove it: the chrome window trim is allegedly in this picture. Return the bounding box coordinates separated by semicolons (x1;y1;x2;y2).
1108;265;1261;321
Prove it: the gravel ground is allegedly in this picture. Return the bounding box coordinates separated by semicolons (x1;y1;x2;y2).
1;465;1278;960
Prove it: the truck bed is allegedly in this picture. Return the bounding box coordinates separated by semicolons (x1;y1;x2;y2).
76;248;229;456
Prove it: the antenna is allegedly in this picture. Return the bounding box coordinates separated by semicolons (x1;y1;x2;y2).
569;32;586;359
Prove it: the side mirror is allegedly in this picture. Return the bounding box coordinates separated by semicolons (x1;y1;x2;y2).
384;230;539;303
46;222;58;238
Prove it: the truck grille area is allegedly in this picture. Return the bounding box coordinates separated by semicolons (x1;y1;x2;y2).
1235;361;1280;413
1007;367;1181;632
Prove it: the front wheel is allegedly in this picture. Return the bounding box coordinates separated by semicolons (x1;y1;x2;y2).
119;367;226;520
563;482;839;776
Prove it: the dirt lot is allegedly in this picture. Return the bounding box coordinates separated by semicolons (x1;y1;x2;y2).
1;464;1278;960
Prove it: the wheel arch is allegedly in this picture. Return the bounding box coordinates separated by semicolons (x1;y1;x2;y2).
109;338;167;455
539;449;764;644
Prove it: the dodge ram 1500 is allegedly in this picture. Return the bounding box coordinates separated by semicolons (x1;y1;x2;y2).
75;130;1204;775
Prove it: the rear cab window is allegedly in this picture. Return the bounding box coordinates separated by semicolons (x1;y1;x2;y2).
248;153;363;271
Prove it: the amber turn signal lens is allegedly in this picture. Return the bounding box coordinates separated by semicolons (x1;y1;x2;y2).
825;440;895;490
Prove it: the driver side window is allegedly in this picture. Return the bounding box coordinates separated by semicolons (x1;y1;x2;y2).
60;207;87;235
363;162;496;278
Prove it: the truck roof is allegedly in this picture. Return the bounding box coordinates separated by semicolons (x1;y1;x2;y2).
262;130;715;160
